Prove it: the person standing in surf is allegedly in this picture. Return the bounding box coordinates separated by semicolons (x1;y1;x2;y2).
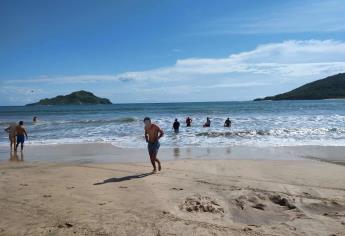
173;118;180;133
203;117;211;127
144;117;164;173
186;116;192;127
224;118;231;127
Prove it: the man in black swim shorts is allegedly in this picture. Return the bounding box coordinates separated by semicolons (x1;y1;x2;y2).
144;117;164;173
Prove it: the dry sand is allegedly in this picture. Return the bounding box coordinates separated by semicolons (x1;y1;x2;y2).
0;147;345;235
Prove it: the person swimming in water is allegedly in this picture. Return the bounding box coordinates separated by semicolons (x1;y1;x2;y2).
224;118;231;127
15;121;28;152
203;117;211;127
173;118;180;133
144;117;164;173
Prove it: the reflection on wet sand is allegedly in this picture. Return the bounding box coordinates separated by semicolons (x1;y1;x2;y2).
173;148;180;158
9;151;24;162
186;148;191;156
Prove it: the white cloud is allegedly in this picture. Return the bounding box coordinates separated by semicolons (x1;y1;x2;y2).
115;40;345;80
3;40;345;86
2;39;345;104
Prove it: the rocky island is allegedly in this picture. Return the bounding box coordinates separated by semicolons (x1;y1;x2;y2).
26;90;112;106
254;73;345;101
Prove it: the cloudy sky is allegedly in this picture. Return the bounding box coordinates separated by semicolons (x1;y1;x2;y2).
1;0;345;105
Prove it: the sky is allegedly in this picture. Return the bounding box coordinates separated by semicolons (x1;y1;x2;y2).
1;0;345;105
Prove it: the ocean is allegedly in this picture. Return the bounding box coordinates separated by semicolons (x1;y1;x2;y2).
1;100;345;148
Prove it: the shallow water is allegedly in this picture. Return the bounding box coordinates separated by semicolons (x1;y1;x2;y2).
1;100;345;147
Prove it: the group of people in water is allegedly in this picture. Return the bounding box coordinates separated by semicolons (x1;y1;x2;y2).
146;116;232;172
172;117;232;133
3;115;231;173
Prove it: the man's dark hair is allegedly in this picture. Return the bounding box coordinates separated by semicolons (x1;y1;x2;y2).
143;117;151;122
19;121;24;125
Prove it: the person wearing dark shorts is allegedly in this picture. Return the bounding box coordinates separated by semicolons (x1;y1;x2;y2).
144;117;164;173
148;141;160;155
15;121;28;152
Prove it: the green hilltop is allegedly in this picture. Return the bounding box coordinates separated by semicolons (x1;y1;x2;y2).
254;73;345;101
26;90;112;106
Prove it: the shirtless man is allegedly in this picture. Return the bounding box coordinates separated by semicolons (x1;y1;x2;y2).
144;117;164;173
186;116;192;127
4;122;17;150
15;121;28;152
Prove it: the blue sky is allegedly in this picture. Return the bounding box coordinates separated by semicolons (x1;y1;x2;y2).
1;0;345;105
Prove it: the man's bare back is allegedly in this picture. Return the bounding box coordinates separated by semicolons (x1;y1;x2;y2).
15;121;28;151
16;125;27;136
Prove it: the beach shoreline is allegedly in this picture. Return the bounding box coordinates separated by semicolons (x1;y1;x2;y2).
1;143;345;165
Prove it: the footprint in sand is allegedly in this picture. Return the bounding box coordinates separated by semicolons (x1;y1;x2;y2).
43;194;52;198
119;186;128;189
301;199;345;218
57;223;73;228
229;191;300;225
269;194;296;210
171;187;184;191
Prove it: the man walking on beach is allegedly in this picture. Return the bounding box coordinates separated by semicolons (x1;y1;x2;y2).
15;121;28;152
144;117;164;173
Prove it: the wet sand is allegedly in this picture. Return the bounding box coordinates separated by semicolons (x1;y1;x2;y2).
0;145;345;235
1;143;345;164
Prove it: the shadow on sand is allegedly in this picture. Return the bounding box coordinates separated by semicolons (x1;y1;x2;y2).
93;172;153;185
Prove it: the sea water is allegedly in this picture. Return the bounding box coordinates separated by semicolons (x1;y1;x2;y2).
1;100;345;148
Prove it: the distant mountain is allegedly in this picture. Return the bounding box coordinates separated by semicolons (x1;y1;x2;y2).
26;90;112;106
254;73;345;101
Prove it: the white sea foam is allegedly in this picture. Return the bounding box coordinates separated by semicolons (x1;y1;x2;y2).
1;101;345;148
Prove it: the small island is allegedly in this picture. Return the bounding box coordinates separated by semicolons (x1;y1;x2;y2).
26;90;112;106
254;73;345;101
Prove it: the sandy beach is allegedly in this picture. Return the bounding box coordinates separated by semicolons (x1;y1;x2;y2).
1;145;345;236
